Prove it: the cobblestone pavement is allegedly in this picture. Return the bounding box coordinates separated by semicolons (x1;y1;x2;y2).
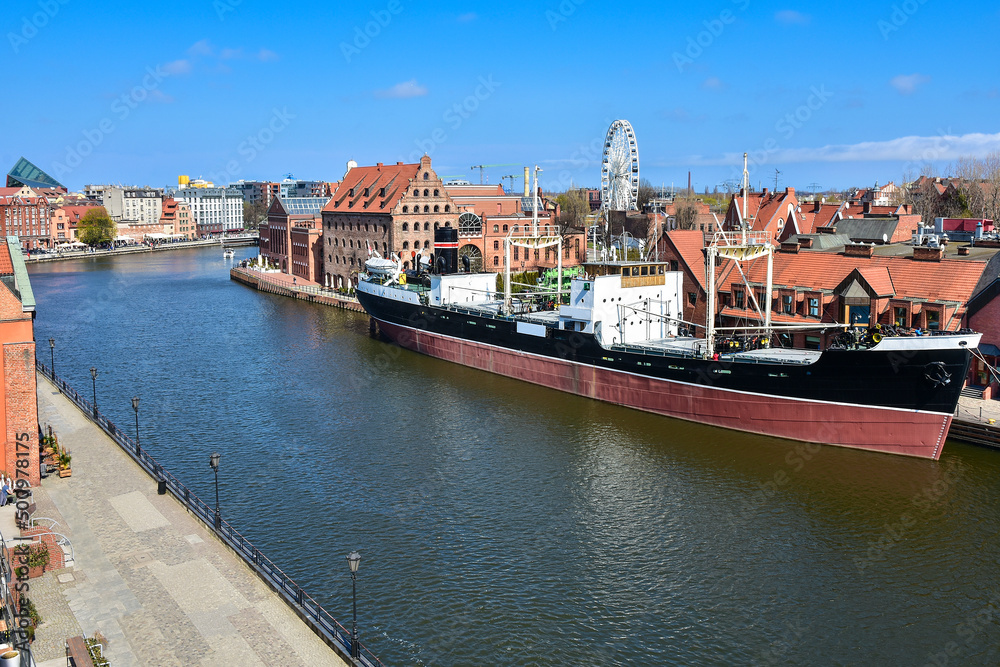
33;375;348;666
955;394;1000;425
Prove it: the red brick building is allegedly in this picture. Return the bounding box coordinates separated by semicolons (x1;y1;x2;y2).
260;196;328;282
446;183;585;273
723;187;800;242
0;238;39;485
0;191;51;251
321;156;458;289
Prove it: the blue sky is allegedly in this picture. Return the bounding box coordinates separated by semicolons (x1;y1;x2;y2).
3;0;1000;195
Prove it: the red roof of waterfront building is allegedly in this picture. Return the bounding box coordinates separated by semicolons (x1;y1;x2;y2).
324;161;422;214
0;242;12;274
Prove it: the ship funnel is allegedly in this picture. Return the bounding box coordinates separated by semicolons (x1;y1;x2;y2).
433;226;459;274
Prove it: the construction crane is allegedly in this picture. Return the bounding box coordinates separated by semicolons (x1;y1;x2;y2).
501;174;522;194
470;163;519;185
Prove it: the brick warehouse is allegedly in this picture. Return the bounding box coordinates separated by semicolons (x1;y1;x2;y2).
321;156;458;289
0;236;39;486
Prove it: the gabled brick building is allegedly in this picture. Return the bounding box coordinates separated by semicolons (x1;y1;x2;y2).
0;237;39;485
321;156;457;289
723;187;800;242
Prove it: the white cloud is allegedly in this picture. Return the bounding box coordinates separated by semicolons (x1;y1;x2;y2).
890;73;930;95
163;59;192;75
257;48;279;62
375;79;428;99
702;76;725;91
775;10;810;24
187;39;214;57
685;131;1000;166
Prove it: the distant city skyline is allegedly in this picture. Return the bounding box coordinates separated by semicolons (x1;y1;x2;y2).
4;0;999;194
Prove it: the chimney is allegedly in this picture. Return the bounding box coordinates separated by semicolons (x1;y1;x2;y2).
780;241;800;253
813;200;821;212
786;186;795;197
863;202;872;214
843;243;875;258
913;246;944;262
799;237;814;248
523;167;530;197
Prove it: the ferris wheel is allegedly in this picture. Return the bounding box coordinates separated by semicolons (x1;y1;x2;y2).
600;120;640;211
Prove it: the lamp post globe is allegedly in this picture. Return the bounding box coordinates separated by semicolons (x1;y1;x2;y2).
347;551;362;659
209;453;221;531
89;367;98;414
131;396;141;455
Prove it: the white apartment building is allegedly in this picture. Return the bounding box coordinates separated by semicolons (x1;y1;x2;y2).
172;186;244;235
98;186;164;225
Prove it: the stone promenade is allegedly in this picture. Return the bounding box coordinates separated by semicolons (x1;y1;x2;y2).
29;374;348;666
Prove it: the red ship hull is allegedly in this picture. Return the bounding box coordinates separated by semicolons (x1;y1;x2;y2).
378;320;952;459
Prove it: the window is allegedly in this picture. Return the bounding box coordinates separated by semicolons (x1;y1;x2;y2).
494;240;499;250
423;173;429;180
423;189;429;196
402;206;408;213
808;298;820;317
894;307;908;327
503;224;509;232
782;294;793;314
445;205;450;212
413;189;419;196
670;260;678;272
734;289;745;309
423;205;429;212
514;247;519;260
402;222;409;231
424;240;430;248
433;189;439;196
688;292;696;306
493;224;499;233
926;309;941;330
403;241;409;249
805;336;821;350
493;256;499;266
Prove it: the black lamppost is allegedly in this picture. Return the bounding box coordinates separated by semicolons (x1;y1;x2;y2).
346;551;361;659
90;367;98;414
131;396;141;455
48;338;55;376
209;452;221;531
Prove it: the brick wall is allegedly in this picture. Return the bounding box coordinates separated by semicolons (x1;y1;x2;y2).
4;342;39;486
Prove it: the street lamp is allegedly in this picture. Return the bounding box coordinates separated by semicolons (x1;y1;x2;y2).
131;396;141;455
346;551;361;659
209;452;221;531
48;338;55;376
90;367;98;414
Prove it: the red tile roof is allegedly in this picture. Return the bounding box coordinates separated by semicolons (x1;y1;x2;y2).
856;266;894;297
725;188;798;236
324;161;421;214
0;242;12;275
663;230;708;290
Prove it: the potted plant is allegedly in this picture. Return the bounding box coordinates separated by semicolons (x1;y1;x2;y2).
58;451;72;478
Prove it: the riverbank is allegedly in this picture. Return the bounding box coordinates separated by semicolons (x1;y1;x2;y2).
25;236;257;264
29;372;351;666
230;267;365;313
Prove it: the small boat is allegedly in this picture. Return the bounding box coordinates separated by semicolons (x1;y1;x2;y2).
223;248;235;258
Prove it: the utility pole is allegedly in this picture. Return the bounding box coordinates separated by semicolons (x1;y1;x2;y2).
773;169;781;192
808;182;821;199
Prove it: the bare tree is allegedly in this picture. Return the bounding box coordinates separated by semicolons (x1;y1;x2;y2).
674;199;699;230
637;178;656;212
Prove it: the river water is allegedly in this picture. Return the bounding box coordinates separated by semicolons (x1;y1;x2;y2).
27;247;1000;666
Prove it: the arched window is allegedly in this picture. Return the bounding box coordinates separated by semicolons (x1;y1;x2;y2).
434;222;439;229
423;240;430;248
423;205;429;212
365;224;369;232
349;239;354;248
433;189;439;196
423;173;429;180
413;189;419;196
493;240;499;250
493;224;499;233
445;221;451;227
403;241;409;249
459;212;482;236
493;256;499;266
503;224;509;232
402;222;409;231
444;205;450;212
423;189;429;196
434;205;440;212
423;222;429;231
402;205;408;213
512;225;519;232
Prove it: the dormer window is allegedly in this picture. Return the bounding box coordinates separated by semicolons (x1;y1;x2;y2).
364;187;370;197
423;173;429;180
349;188;355;197
380;188;386;197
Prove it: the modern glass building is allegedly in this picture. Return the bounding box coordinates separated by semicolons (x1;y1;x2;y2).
7;157;65;191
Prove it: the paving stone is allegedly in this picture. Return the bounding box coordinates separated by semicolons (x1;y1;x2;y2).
30;376;349;666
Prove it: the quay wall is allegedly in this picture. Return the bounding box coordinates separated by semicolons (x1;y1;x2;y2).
230;267;366;313
25;236;257;264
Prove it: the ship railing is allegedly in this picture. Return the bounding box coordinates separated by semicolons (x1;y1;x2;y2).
34;360;384;667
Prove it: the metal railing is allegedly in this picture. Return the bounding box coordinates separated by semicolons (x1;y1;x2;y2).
35;360;383;667
231;267;360;302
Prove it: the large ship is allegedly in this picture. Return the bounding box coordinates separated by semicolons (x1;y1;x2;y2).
355;165;978;459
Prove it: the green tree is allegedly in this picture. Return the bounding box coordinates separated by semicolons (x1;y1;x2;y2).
77;207;116;246
243;199;269;230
